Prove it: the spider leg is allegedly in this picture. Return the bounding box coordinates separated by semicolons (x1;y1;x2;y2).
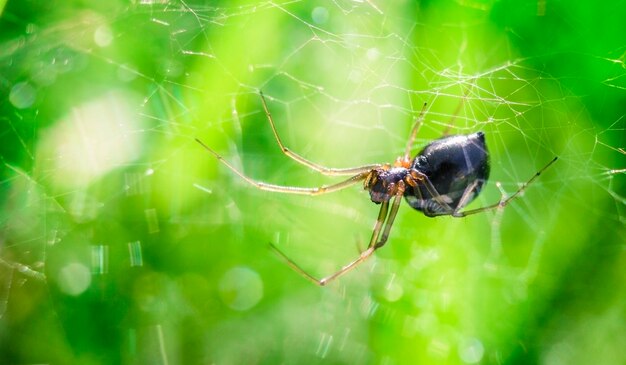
416;172;456;213
269;200;388;286
366;197;391;248
374;188;404;249
318;187;405;285
270;201;389;286
451;179;482;215
403;102;428;161
270;185;405;286
451;156;558;217
260;91;383;176
196;138;372;195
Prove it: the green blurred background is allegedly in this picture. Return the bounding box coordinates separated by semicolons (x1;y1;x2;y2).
1;0;624;364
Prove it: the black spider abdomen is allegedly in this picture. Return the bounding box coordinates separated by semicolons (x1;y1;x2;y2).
404;132;490;215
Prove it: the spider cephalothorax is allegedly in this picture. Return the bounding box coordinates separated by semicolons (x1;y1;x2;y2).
365;167;410;204
197;92;557;285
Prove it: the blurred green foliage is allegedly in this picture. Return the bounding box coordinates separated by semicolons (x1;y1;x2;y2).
1;1;624;364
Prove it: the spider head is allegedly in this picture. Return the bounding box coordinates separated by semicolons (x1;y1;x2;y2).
405;132;490;215
366;167;410;204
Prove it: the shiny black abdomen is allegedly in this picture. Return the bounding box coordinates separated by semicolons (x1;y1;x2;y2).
404;132;490;216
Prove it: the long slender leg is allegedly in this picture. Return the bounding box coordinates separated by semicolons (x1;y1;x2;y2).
316;189;405;285
440;156;558;217
260;91;383;175
270;200;388;286
196;138;371;195
455;156;558;216
403;102;428;161
271;187;405;286
413;172;456;213
373;189;404;249
451;179;481;215
366;199;390;248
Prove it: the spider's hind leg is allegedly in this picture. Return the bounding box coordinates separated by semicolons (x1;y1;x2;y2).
451;156;558;217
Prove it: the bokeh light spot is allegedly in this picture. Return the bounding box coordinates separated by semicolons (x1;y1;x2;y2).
458;337;484;364
366;47;380;61
37;90;143;190
218;266;263;311
94;25;113;47
383;280;404;302
312;7;329;24
57;262;91;296
9;82;36;109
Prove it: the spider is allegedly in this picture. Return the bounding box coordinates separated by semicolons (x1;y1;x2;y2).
196;92;558;286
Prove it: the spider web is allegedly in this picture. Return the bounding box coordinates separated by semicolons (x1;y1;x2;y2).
1;1;624;364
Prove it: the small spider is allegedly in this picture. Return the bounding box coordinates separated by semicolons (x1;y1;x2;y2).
196;92;557;286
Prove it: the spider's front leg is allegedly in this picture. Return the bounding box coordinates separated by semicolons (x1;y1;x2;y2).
195;138;373;195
